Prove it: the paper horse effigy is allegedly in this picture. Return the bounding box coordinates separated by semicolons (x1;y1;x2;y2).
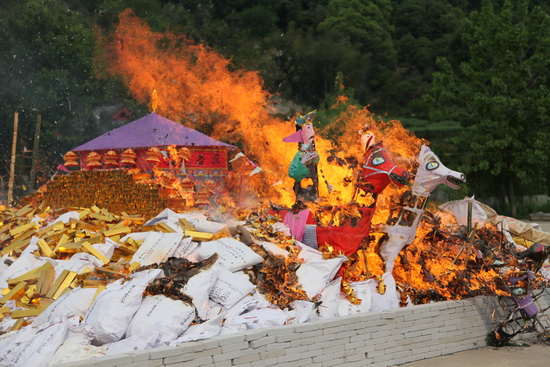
379;144;466;273
315;137;411;256
279;131;411;257
283;111;319;203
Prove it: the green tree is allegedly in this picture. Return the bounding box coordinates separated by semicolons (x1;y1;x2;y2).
387;0;468;116
318;0;396;104
428;0;550;216
0;0;143;197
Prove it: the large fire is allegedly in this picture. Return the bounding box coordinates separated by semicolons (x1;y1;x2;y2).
0;12;548;363
99;9;418;211
93;9;542;304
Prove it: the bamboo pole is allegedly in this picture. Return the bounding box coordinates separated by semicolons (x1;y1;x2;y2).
7;112;19;204
29;114;42;192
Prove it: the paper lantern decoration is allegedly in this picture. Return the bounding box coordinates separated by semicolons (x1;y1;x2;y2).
194;191;210;206
63;151;79;168
86;152;102;170
120;149;137;167
103;150;119;169
146;147;164;165
180;176;195;191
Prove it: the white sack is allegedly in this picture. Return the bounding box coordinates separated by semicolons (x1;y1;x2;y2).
295;241;324;262
182;262;219;320
104;325;160;355
142;208;182;233
126;295;195;347
0;329;18;352
11;316;69;367
34;287;97;326
53;253;103;280
0;302;20;332
20;236;40;257
49;342;106;366
271;222;291;237
287;300;317;324
177;212;228;233
130;232;184;267
0;326;38;366
144;209;228;234
209;268;255;309
48;316;100;365
173;237;199;259
0;253;46;288
370;273;400;312
220;321;247;335
41;211;80;229
318;278;342;319
225;295;259;316
171;314;224;344
83;269;162;344
92;239;118;260
338;280;372;316
197;237;263;271
226;308;288;329
63;317;95;346
439;196;488;227
205;300;224;320
0;254;14;276
120;232;150;242
252;290;273;309
295;256;346;298
259;241;289;257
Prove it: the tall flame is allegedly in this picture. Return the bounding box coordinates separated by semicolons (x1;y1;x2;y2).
100;9;422;210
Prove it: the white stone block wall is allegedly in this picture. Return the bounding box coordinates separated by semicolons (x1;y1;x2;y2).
58;293;550;367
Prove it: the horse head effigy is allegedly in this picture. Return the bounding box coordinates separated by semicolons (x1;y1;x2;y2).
315;141;412;256
379;144;466;273
356;142;412;195
411;145;466;197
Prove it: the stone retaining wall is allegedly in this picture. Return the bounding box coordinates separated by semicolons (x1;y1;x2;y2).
59;293;550;367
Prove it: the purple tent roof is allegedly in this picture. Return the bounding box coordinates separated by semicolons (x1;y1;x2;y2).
72;113;235;151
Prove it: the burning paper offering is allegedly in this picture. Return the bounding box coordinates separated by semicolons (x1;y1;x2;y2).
0;194;548;366
1;9;549;365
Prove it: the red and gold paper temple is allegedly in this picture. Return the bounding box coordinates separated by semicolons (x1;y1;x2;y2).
40;113;239;217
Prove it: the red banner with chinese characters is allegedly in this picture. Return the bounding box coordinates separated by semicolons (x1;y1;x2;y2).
186;148;228;169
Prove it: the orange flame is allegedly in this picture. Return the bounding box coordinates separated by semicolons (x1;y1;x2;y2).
97;11;518;304
99;10;422;209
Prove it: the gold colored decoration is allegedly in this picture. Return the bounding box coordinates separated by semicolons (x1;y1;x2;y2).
63;151;79;168
376;275;386;295
103;150;119;169
341;280;361;305
120;149;137;167
86;152;102;170
146;147;163;165
41;170;167;219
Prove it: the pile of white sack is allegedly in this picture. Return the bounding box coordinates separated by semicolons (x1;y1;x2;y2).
0;208;401;367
